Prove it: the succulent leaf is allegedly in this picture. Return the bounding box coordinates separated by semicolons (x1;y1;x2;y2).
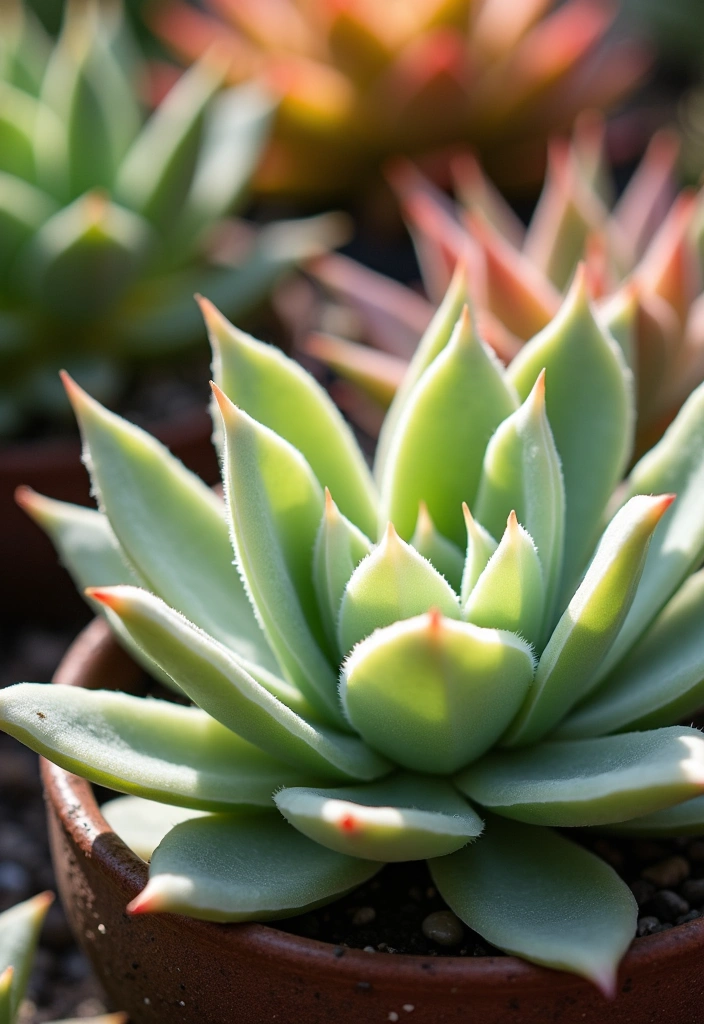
601;795;704;837
464;512;545;649
341;612;535;774
64;376;279;676
205;298;377;536
88;586;389;782
275;774;483;861
430;815;636;996
0;81;41;180
314;491;372;655
128;813;381;922
505;494;674;747
410;502;464;592
102;795;208;862
380;305;518;546
457;727;704;826
459;503;498;605
0;892;53;1024
214;386;346;723
337;524;460;655
475;371;564;631
559;570;704;738
506;267;634;598
0;173;56;279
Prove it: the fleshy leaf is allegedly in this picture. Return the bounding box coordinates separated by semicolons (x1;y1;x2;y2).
213;387;344;724
337;523;460;655
205;299;377;537
597;381;704;680
0;892;53;1023
88;586;389;782
601;795;704;836
63;375;278;675
374;263;468;482
0;683;319;810
127;813;381;922
475;370;564;632
559;570;704;738
102;795;208;862
275;774;483;861
457;727;704;826
341;611;535;774
410;502;464;592
313;490;372;655
430;815;636;995
504;494;674;747
464;512;545;649
460;504;498;605
379;305;518;547
507;268;633;599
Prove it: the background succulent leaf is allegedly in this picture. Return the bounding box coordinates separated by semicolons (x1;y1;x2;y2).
430;815;636;995
0;173;56;280
337;524;460;655
0;968;11;1024
505;494;674;747
101;795;208;862
464;512;545;649
460;504;498;605
600;795;704;837
215;388;346;724
0;892;53;1024
341;612;535;774
129;813;382;922
558;570;704;738
475;370;564;633
410;503;464;592
0;82;42;179
205;298;377;537
89;586;389;782
314;491;372;655
506;269;634;601
458;727;704;826
275;774;483;861
380;306;518;546
0;682;319;810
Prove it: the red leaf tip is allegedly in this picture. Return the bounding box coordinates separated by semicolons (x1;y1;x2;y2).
126;886;164;916
85;587;122;610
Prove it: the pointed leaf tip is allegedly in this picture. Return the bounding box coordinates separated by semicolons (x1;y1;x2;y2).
126;886;165;916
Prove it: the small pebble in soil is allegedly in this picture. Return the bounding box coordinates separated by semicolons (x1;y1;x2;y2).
641;855;690;888
421;911;464;947
630;880;656;907
351;907;376;927
681;879;704;906
637;916;662;937
649;890;689;923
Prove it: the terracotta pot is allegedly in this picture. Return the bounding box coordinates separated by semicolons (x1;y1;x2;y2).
43;620;704;1024
1;410;218;627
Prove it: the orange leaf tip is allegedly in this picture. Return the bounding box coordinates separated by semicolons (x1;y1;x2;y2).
427;607;443;634
85;587;124;611
0;966;14;987
126;885;167;916
59;369;88;408
324;486;338;518
14;485;39;513
651;493;676;518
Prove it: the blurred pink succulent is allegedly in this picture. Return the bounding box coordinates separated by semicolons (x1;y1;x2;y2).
153;0;647;197
307;117;704;449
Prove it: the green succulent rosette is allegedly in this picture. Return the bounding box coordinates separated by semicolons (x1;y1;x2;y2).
0;0;337;435
7;267;704;991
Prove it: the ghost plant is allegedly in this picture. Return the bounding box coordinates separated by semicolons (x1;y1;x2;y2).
0;891;126;1024
0;0;337;436
309;118;703;449
6;270;704;993
153;0;647;198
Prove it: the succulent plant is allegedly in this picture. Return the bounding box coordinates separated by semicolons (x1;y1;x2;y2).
0;891;126;1024
153;0;647;198
309;117;703;450
0;0;338;436
6;272;704;991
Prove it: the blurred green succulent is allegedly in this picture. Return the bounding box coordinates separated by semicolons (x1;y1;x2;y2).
6;270;704;991
0;891;126;1024
0;0;337;435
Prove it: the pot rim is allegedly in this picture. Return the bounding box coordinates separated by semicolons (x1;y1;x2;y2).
41;617;704;996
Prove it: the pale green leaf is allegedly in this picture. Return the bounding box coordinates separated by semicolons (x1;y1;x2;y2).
205;299;377;537
504;494;674;747
430;815;636;995
341;612;535;774
599;285;637;370
214;388;344;724
0;172;56;279
460;504;498;605
457;727;704;826
475;370;564;633
87;586;390;782
507;269;634;600
380;305;518;546
128;813;381;922
600;794;704;836
464;512;545;649
410;503;464;592
337;524;460;655
0;683;319;810
559;570;704;738
102;795;207;862
275;774;483;861
0;892;53;1023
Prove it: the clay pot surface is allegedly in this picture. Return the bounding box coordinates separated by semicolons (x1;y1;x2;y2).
2;410;218;626
43;619;704;1024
